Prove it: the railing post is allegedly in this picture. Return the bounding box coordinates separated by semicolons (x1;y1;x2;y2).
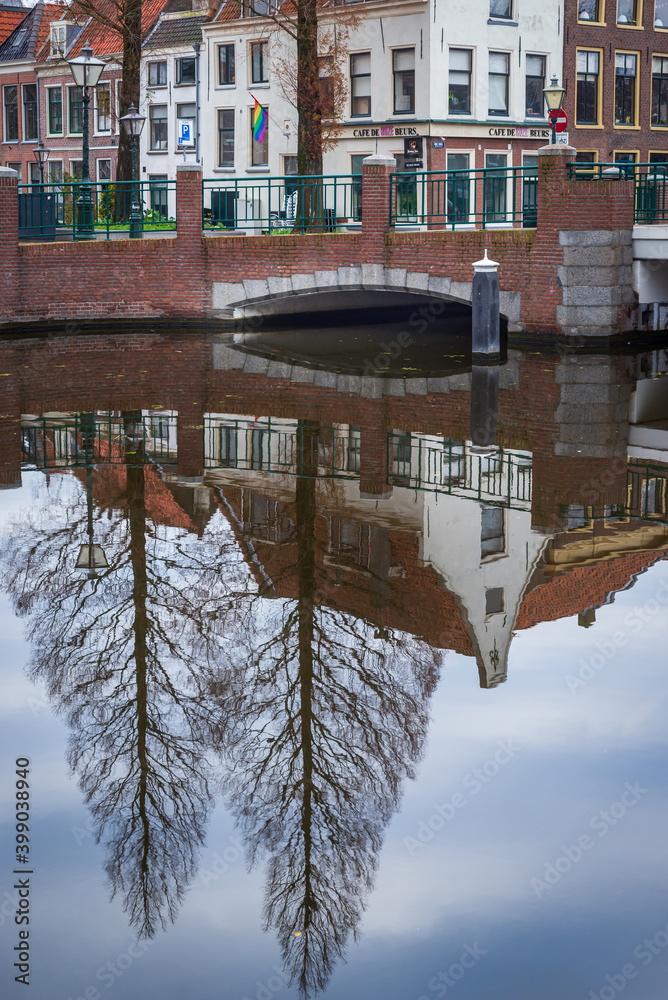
361;154;396;261
0;167;19;323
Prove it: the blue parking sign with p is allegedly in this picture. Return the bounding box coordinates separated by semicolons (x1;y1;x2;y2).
178;119;193;145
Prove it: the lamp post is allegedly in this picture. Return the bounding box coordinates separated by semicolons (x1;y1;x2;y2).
67;43;105;239
32;141;50;184
120;106;146;239
543;75;566;145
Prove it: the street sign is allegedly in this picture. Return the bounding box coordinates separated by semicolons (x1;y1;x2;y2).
548;109;568;133
177;118;194;146
556;132;570;145
432;140;445;148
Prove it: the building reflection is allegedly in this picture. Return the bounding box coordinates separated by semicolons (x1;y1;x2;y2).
1;338;668;995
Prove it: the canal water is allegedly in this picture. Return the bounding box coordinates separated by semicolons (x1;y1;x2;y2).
0;321;667;1000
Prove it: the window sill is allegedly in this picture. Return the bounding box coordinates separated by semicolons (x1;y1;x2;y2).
147;149;169;154
577;17;607;24
248;83;269;89
487;17;518;25
574;123;605;129
212;166;236;172
215;84;237;90
614;124;641;129
246;166;270;171
147;85;168;90
615;22;644;28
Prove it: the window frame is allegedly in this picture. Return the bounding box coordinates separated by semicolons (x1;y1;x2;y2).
3;84;19;142
148;103;168;151
578;0;606;22
616;0;643;25
448;47;473;115
96;157;111;182
94;81;112;134
67;84;84;135
22;83;38;142
488;50;511;117
176;101;196;150
489;0;513;19
614;50;640;127
250;40;269;84
175;57;196;86
217;107;235;166
392;46;415;115
148;60;167;88
575;47;604;128
651;53;668;127
249;103;268;165
525;53;546;118
656;0;668;28
48;159;63;185
350;51;372;117
218;43;236;86
46;85;63;136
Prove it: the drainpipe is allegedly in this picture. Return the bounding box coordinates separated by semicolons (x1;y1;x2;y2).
193;42;201;164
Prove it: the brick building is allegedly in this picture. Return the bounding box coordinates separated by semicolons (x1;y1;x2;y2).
564;0;668;166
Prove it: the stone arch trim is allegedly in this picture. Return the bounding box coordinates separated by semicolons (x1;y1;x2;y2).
211;265;521;324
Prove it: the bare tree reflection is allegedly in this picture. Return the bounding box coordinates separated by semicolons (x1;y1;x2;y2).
215;422;441;996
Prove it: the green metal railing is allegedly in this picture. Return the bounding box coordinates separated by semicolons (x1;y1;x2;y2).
390;166;538;229
21;413;178;469
568;162;668;224
17;180;177;240
202;174;361;233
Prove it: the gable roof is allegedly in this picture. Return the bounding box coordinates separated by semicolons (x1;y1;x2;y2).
144;12;209;49
0;5;26;46
0;1;63;62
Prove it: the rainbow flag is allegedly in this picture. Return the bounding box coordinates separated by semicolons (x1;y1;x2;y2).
252;97;267;143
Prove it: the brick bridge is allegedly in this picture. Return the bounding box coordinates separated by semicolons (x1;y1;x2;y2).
0;147;639;337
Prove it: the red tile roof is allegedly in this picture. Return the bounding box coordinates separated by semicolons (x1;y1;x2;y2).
0;7;25;46
65;0;168;56
34;3;69;55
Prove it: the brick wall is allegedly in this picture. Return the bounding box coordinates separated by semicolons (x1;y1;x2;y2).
0;150;637;334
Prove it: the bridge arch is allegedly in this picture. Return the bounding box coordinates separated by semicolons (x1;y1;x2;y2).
211;265;521;326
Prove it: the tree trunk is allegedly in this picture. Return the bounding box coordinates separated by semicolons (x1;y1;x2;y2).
296;0;324;230
116;0;142;220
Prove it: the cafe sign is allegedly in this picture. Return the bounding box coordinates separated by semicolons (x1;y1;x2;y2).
488;126;550;139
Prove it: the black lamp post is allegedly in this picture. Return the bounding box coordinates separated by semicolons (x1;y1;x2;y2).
67;43;105;239
543;75;566;145
32;141;50;184
120;106;146;239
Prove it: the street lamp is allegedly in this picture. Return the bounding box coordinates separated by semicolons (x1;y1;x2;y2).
32;141;50;184
67;43;105;239
120;106;146;239
543;75;566;145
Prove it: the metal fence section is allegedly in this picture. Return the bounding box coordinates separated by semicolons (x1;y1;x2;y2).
390;166;538;229
568;162;668;224
389;433;533;508
202;175;362;233
16;180;177;240
21;412;178;469
627;463;668;519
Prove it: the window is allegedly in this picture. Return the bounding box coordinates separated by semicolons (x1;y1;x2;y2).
245;0;270;15
579;0;602;19
350;52;371;116
50;23;67;58
218;108;234;165
574;149;598;175
490;0;512;17
149;104;168;150
485;587;505;615
23;84;37;141
319;56;335;118
69;160;83;180
47;87;62;134
615;53;637;124
96;158;111;182
10;28;27;51
251;41;268;83
176;58;196;85
481;506;505;558
68;86;84;134
148;61;167;87
617;0;639;22
96;82;111;132
484;153;508;222
657;0;668;26
250;104;268;164
489;52;510;116
614;150;638;161
149;176;168;219
176;102;196;147
449;49;472;114
652;55;668;124
447;151;471;222
3;85;18;141
6;162;21;181
525;54;546;116
48;160;63;184
29;162;40;184
219;44;235;85
576;50;600;124
393;48;415;114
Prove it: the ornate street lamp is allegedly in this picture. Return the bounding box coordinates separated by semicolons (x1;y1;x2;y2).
543;75;566;146
120;106;146;239
67;43;106;239
32;141;50;184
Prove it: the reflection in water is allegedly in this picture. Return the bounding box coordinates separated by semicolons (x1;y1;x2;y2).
2;335;668;996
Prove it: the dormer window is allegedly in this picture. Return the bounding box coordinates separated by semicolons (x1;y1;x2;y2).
50;23;69;58
10;28;27;50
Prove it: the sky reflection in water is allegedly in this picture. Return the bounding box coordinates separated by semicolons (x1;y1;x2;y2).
0;330;666;1000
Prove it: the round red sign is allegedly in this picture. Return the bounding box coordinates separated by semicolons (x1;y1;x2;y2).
548;109;568;133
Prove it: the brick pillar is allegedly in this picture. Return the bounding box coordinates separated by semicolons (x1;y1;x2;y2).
359;416;392;500
177;405;205;481
361;154;396;263
0;167;19;323
176;163;203;244
175;163;207;315
0;351;22;489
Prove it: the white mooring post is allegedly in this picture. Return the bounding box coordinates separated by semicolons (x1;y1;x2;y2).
471;249;500;359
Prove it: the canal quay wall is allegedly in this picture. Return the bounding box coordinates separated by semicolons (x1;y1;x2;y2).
0;149;636;337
